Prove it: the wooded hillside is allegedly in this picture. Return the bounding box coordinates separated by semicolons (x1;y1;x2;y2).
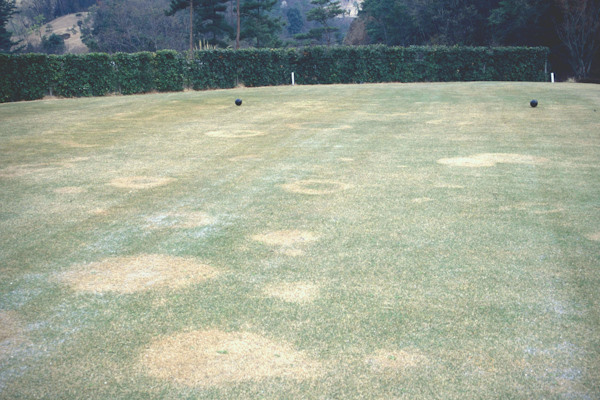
3;0;599;80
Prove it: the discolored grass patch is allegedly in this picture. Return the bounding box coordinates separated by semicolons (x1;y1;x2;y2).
252;230;319;246
411;197;433;203
51;139;97;149
145;211;216;230
109;176;176;190
0;311;23;343
0;311;26;361
437;153;549;167
140;330;322;386
263;282;319;304
0;163;61;178
251;230;320;256
585;232;600;241
281;179;353;195
204;130;266;138
54;186;87;194
228;154;261;162
59;254;218;294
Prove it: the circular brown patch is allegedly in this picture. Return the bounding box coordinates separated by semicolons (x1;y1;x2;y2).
281;179;352;195
586;232;600;241
205;130;266;138
178;211;215;228
0;311;26;361
434;184;464;189
0;163;60;178
60;254;218;294
411;197;433;203
89;208;109;216
228;154;261;162
0;311;22;343
437;153;549;168
109;176;175;190
141;330;321;386
252;230;319;247
263;282;319;304
55;139;97;148
54;186;87;194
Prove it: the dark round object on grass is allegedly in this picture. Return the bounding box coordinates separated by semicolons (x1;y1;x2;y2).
530;99;538;108
235;98;242;106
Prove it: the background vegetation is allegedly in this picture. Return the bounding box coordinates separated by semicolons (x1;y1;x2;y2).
2;0;599;80
0;46;549;102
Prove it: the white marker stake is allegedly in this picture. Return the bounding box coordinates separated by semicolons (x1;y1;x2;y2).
551;72;555;83
291;72;295;86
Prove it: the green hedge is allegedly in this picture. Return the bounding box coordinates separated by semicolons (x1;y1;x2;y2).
113;52;155;95
0;53;55;102
0;45;549;103
153;50;185;92
52;53;115;97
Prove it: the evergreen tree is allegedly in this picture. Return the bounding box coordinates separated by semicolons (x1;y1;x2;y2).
359;0;416;45
286;7;303;35
41;32;66;53
0;0;18;52
167;0;232;47
240;0;282;47
297;0;345;45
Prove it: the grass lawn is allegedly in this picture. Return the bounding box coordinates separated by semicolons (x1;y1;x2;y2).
0;82;599;399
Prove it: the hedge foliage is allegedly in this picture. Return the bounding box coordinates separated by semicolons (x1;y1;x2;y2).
0;46;549;103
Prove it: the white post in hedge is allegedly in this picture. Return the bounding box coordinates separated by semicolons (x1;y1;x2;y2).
291;72;295;86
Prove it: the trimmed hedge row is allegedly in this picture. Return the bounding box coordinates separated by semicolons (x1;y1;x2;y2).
0;46;549;103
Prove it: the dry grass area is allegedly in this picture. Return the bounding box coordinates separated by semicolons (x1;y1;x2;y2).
263;282;319;303
251;230;320;247
0;311;22;343
141;330;322;386
59;255;219;294
252;230;320;256
281;179;353;195
0;82;598;399
586;232;600;241
109;176;176;190
437;153;549;167
20;13;89;53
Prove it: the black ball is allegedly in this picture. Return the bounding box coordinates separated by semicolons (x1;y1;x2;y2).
530;99;538;108
235;98;242;106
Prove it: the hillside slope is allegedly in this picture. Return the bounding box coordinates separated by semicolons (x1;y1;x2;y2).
22;13;89;54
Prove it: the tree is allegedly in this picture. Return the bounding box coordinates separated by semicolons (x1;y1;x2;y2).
85;0;189;52
240;0;282;47
286;7;303;35
555;0;600;79
297;0;345;45
41;32;65;53
53;0;96;17
359;0;417;45
166;0;232;47
489;0;550;45
359;0;493;46
0;0;18;52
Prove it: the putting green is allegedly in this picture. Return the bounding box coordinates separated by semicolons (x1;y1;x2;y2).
0;82;598;399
